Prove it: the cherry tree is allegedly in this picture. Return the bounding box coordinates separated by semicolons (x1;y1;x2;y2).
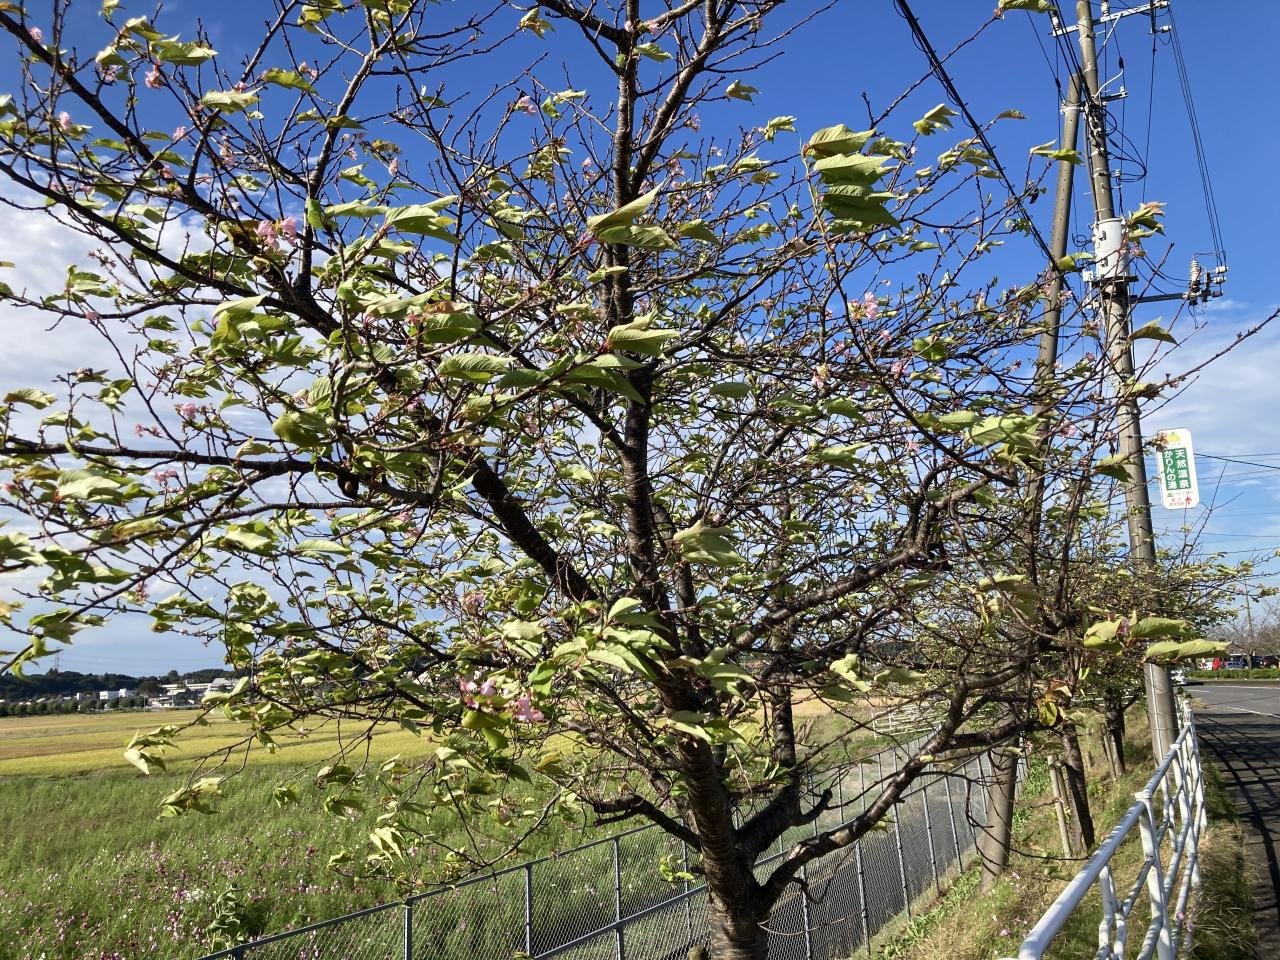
0;1;1231;955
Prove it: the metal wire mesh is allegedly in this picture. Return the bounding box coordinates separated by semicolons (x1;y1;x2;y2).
200;737;994;960
412;870;527;960
242;903;402;960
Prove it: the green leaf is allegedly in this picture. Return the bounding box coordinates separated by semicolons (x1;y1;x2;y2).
724;80;758;102
4;388;56;409
635;42;671;62
1130;321;1177;345
913;104;957;136
805;124;875;159
1130;616;1192;640
677;220;718;243
1143;638;1228;663
296;538;350;556
998;0;1054;12
1095;453;1131;483
200;89;260;113
710;381;751;399
437;352;514;383
673;520;744;567
261;68;316;93
606;322;677;357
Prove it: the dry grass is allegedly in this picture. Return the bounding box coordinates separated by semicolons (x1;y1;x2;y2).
0;708;433;776
868;713;1156;960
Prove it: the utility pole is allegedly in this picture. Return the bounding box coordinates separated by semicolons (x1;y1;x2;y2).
1072;0;1179;760
979;72;1084;893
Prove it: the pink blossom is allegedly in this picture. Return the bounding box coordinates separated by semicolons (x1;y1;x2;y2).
862;293;880;320
254;219;279;248
144;65;164;90
478;679;496;697
514;95;537;116
891;358;909;377
83;309;101;321
643;18;662;33
581;157;594;170
28;26;43;44
906;437;920;453
100;64;118;83
153;469;179;485
387;157;400;177
513;695;544;723
461;590;484;614
278;216;298;241
56;111;72;131
177;402;198;421
172;125;188;140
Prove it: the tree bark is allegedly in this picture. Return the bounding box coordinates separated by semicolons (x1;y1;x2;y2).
1102;690;1127;775
1058;725;1096;850
707;898;768;960
978;748;1018;891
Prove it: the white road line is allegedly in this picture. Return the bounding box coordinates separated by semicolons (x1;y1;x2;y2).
1199;703;1280;721
1194;684;1280;692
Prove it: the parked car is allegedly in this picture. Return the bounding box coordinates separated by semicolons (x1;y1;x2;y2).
1225;656;1249;670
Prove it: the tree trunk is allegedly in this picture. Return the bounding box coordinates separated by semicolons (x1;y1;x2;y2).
978;748;1018;890
1102;691;1127;775
707;899;768;960
1058;726;1096;850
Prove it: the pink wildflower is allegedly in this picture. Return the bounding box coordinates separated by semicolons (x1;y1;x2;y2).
144;65;164;90
27;26;43;44
514;95;537;115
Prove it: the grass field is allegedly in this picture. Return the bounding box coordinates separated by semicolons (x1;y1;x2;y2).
0;701;896;960
0;709;594;960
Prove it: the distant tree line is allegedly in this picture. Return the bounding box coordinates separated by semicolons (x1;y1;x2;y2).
0;667;235;703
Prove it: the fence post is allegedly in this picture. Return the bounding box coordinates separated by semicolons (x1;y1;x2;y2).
800;860;813;960
1136;793;1175;960
941;772;962;869
857;763;871;958
523;863;534;957
682;841;694;949
880;752;911;918
920;778;940;895
612;835;626;960
403;900;413;960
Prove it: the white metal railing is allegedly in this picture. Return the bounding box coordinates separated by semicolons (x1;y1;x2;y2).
1006;705;1206;960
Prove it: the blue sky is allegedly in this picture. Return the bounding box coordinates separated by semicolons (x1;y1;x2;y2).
1;0;1276;674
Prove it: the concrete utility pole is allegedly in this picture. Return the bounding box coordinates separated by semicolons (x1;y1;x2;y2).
1073;0;1179;760
979;72;1084;893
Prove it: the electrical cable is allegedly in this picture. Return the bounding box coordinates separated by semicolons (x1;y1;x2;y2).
892;0;1069;279
1166;3;1226;266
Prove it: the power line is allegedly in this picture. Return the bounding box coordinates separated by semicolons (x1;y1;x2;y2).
1166;2;1226;265
891;0;1071;282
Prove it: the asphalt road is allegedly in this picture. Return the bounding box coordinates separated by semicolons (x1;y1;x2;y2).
1191;681;1280;954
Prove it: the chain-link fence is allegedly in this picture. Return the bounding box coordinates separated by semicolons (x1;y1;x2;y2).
198;741;1003;960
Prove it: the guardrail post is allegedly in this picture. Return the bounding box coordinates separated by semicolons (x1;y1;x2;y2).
524;863;534;956
612;835;625;960
1136;793;1175;960
921;778;940;894
403;900;413;960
